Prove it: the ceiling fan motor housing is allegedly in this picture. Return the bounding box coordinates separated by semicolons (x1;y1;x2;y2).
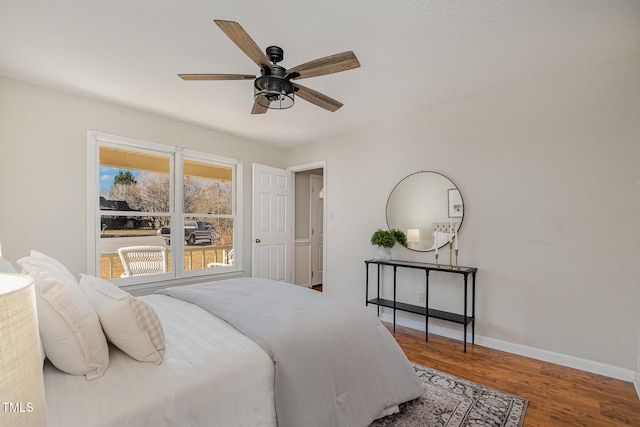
254;63;295;109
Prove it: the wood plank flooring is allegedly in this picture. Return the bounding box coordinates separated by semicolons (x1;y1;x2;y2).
387;323;640;426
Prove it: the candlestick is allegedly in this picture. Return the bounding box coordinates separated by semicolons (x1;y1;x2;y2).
434;253;439;268
454;230;458;250
455;248;459;269
448;241;453;269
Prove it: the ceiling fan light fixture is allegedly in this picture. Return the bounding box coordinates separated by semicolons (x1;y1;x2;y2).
254;84;294;109
254;66;294;110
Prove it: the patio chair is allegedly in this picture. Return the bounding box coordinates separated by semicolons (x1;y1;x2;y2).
207;249;234;268
118;246;168;277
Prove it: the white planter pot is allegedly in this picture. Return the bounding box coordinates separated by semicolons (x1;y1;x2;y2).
373;246;391;261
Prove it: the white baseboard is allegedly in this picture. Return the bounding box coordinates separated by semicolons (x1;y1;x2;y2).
377;311;638;390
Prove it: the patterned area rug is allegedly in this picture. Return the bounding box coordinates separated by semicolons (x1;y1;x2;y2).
371;364;528;427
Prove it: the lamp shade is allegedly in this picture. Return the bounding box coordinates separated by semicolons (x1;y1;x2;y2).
406;229;420;242
406;229;421;250
0;273;47;427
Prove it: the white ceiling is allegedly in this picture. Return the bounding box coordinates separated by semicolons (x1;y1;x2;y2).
1;1;639;148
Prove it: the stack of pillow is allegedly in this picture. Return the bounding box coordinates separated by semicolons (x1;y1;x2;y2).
12;250;165;380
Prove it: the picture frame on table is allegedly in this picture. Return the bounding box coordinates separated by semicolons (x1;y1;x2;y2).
448;188;463;218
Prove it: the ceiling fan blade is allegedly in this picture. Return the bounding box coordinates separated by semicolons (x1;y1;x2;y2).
288;51;360;80
178;74;255;81
214;20;273;70
251;95;270;114
294;83;343;112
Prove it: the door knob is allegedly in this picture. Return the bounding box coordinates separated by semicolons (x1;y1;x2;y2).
255;238;261;243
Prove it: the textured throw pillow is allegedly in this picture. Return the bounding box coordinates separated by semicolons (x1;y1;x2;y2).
17;254;109;380
79;274;165;364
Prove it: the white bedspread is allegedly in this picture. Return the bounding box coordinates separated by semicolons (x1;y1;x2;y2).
43;294;277;427
160;278;424;427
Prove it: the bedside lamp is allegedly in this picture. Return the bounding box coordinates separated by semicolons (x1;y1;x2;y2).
407;229;420;250
0;273;47;427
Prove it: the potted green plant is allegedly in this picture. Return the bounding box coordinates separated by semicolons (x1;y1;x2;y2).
370;228;407;261
390;229;408;247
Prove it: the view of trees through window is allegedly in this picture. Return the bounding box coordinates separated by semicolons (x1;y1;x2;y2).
95;142;237;281
101;168;232;237
106;170;170;219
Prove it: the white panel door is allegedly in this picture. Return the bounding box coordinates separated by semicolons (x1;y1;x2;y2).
252;163;293;281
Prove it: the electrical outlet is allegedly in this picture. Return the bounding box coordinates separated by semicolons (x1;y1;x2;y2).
418;292;425;303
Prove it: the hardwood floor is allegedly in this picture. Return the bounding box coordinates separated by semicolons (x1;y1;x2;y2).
388;323;640;426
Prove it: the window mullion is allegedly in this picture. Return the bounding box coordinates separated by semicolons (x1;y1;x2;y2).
172;148;184;276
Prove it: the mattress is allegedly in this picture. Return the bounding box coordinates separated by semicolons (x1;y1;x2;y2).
43;294;277;427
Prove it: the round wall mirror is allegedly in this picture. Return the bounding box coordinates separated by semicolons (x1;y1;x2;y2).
386;171;464;252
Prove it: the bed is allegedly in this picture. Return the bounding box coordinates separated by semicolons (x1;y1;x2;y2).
9;251;423;427
43;293;277;427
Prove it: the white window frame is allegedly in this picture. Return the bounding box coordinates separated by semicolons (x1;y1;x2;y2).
87;131;243;291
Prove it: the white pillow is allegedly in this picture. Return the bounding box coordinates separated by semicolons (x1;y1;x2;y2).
17;256;109;380
18;250;77;284
79;274;165;364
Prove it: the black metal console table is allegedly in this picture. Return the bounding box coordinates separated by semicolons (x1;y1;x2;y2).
365;259;477;352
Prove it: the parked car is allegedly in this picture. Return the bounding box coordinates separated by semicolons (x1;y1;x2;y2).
157;221;215;245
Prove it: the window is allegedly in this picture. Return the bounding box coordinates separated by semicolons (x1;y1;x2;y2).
87;132;242;288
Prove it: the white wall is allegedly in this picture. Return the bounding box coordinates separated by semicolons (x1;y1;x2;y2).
0;76;286;278
1;54;638;383
285;54;640;376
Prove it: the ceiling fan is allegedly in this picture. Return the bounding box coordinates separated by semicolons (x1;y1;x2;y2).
178;20;361;114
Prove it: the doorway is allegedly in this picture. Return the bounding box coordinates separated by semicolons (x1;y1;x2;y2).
290;162;326;292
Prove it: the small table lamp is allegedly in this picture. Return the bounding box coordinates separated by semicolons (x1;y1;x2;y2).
407;229;420;250
0;273;47;427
